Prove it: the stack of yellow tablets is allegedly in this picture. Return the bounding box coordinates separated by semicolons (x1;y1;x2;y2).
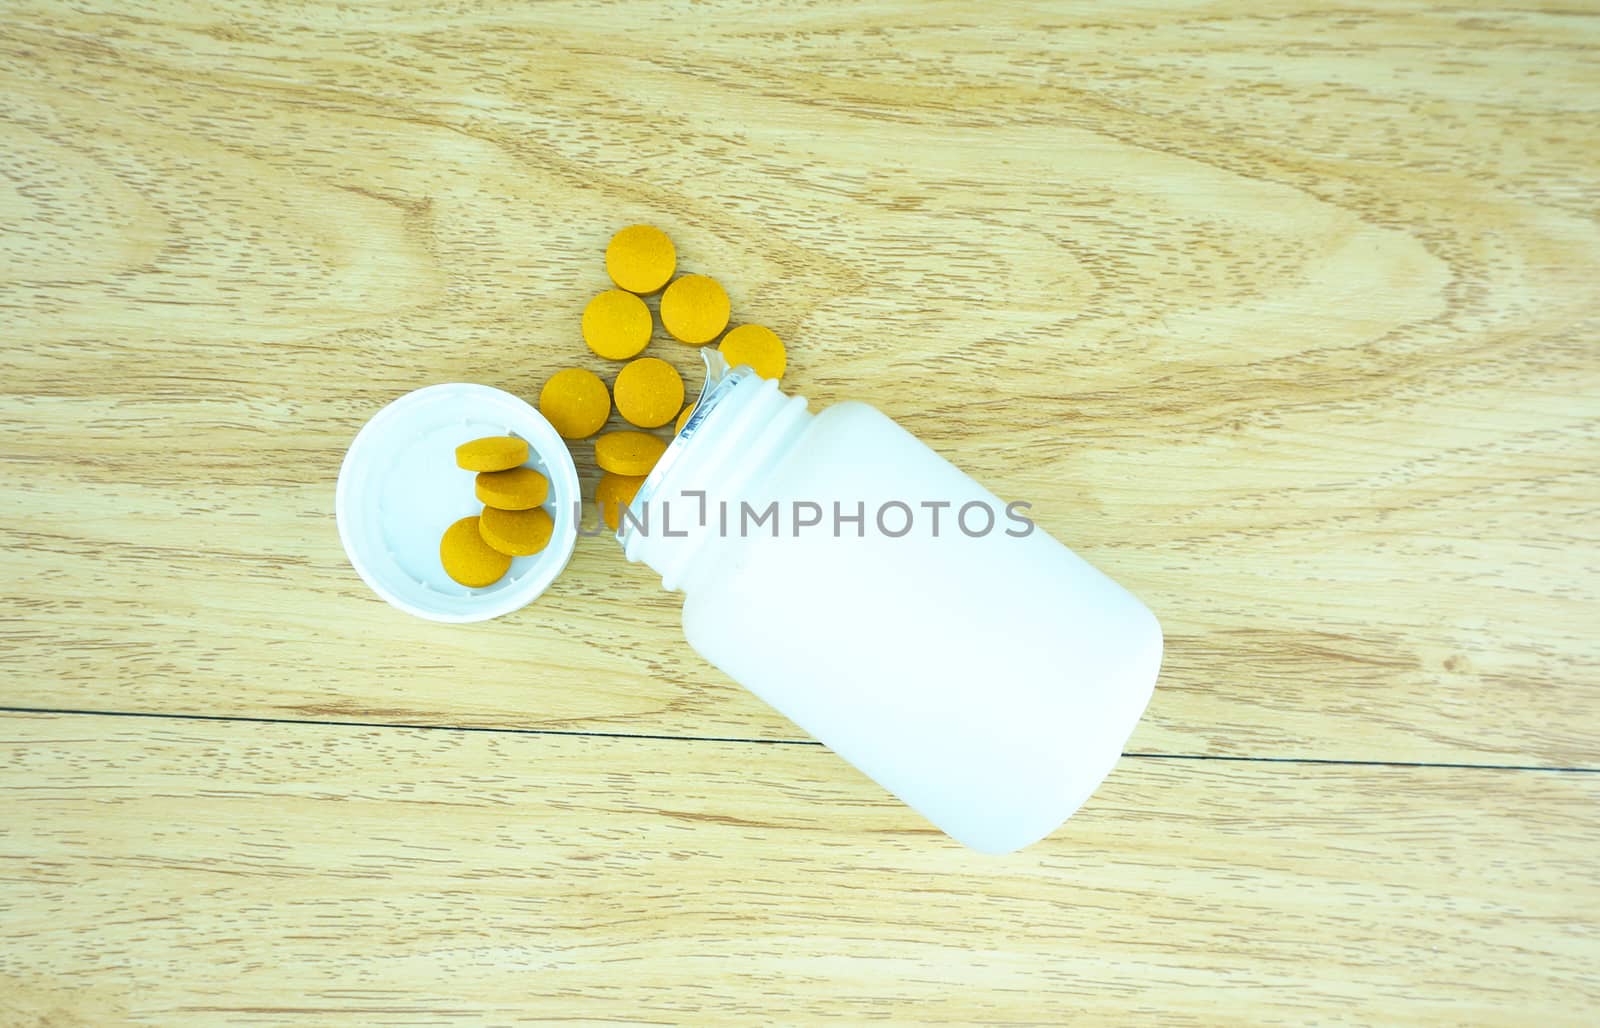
531;224;791;533
439;435;554;588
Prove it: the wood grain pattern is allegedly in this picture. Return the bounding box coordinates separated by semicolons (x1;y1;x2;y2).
2;2;1597;765
1;5;1598;1019
2;712;1596;1025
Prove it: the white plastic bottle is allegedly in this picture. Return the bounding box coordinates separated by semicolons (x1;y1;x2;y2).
621;359;1163;854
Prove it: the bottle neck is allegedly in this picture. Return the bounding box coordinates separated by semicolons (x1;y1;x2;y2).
621;371;811;592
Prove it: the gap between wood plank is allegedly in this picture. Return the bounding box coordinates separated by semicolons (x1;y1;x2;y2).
3;705;1595;774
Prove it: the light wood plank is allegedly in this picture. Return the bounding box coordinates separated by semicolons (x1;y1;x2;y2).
1;3;1597;764
1;712;1596;1024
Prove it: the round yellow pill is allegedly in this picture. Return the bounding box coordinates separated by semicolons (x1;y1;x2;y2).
719;324;787;380
659;274;730;345
594;430;668;477
595;471;647;531
479;505;554;557
613;356;684;429
606;224;676;294
674;403;695;435
455;435;528;473
539;368;611;440
475;466;548;511
582;289;652;361
439;516;511;587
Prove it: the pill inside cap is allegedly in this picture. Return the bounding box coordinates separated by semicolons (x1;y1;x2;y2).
336;382;582;623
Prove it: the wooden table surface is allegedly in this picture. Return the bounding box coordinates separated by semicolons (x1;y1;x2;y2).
3;1;1597;1023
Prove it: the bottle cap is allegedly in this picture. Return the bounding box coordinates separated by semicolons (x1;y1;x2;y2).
335;383;580;622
